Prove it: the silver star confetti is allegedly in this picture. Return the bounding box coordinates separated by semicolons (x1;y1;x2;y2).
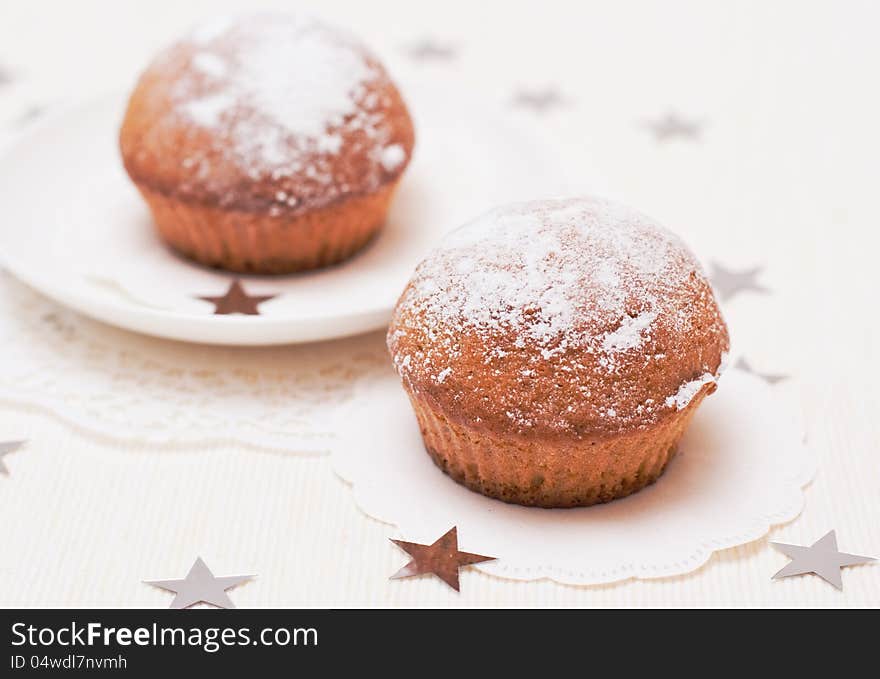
735;357;789;385
0;440;26;475
15;104;47;127
643;112;703;141
772;531;875;590
709;261;769;301
405;40;457;62
511;88;567;114
198;279;277;315
145;557;254;609
390;526;495;592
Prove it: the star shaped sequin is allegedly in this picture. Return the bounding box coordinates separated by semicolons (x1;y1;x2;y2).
15;104;46;127
772;531;875;590
198;280;277;315
145;557;254;609
735;357;789;385
405;40;457;62
511;88;567;113
708;261;769;301
0;440;25;475
643;112;703;141
390;526;495;592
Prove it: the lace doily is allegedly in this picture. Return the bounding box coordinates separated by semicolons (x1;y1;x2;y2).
332;368;816;585
0;271;384;450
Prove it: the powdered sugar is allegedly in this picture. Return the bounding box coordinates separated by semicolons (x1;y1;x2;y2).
400;197;691;353
212;24;370;141
601;309;658;352
182;92;234;127
191;52;227;78
665;373;716;410
161;12;408;190
389;197;729;433
380;144;406;171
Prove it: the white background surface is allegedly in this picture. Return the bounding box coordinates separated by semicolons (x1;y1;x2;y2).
0;0;878;606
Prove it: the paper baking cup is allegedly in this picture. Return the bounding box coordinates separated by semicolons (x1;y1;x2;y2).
406;387;711;508
136;181;398;274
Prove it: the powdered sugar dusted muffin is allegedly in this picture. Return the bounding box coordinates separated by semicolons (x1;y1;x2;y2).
120;12;414;273
387;197;729;507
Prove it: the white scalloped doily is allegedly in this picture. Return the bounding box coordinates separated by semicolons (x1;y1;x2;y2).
0;272;385;451
332;367;816;585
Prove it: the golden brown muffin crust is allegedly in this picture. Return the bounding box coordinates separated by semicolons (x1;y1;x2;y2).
119;12;414;215
387;198;729;440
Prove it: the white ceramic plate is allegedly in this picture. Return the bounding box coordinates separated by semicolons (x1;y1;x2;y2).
0;84;586;345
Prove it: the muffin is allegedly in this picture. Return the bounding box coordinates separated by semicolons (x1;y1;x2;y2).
387;198;729;508
119;12;415;273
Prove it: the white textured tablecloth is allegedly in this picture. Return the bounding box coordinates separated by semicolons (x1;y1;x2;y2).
0;0;878;607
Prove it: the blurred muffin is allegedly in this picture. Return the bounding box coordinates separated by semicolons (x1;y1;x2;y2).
388;197;729;508
120;12;414;273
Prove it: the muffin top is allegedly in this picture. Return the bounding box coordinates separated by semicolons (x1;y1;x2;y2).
119;12;414;214
388;198;729;438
